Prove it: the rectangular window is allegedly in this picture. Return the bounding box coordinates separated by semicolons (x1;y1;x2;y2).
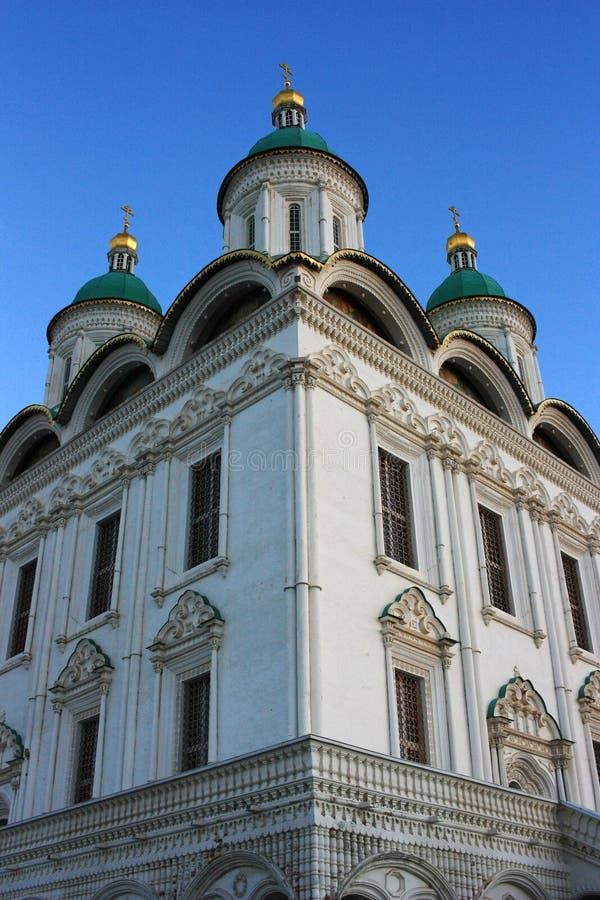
8;559;37;658
289;204;301;252
379;448;415;567
181;673;210;771
246;214;255;250
333;216;341;252
561;552;591;651
73;715;99;804
89;512;120;618
394;669;427;763
478;505;511;613
187;452;221;568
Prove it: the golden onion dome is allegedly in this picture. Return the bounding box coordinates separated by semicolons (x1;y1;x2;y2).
109;231;138;252
272;87;305;110
446;230;476;255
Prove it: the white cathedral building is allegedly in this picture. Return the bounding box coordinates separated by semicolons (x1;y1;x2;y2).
0;74;599;900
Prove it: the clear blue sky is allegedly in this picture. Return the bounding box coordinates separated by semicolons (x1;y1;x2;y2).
1;0;598;434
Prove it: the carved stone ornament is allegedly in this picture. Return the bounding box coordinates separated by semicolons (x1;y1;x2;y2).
487;675;563;760
380;586;456;665
148;590;224;666
306;345;369;399
49;638;113;706
227;347;289;403
578;669;600;724
0;713;24;768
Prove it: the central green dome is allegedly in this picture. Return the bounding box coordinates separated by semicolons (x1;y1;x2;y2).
427;269;505;312
73;271;162;314
248;126;336;157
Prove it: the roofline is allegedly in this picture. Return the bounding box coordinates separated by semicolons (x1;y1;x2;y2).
441;329;536;417
535;398;600;466
0;405;56;458
216;146;369;224
56;334;151;425
428;294;537;341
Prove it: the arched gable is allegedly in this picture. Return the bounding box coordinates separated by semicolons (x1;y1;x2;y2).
180;850;292;900
532;399;600;481
338;851;456;900
91;879;159;900
477;867;550;899
437;332;533;427
0;407;60;487
59;337;156;433
154;252;279;362
316;252;438;365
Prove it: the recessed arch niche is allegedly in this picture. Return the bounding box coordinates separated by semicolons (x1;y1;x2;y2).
188;280;271;354
8;430;60;481
92;362;155;421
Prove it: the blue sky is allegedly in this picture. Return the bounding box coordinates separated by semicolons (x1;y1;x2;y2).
1;0;599;434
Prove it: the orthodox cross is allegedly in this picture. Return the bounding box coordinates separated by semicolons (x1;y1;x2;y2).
121;204;135;232
448;205;461;232
279;62;293;88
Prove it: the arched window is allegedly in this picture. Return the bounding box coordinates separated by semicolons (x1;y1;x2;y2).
246;214;255;250
333;216;341;251
289;204;301;252
460;251;469;268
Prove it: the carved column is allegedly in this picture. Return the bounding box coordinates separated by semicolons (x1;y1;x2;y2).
367;405;385;564
208;636;221;763
93;683;110;797
149;662;164;781
110;474;131;618
464;460;493;617
218;409;231;565
257;181;270;255
514;489;546;644
383;632;399;757
425;439;453;603
55;510;80;650
305;372;323;737
442;452;485;779
45;701;63;812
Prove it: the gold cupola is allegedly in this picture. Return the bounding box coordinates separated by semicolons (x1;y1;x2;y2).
271;63;307;129
107;204;138;274
446;206;478;271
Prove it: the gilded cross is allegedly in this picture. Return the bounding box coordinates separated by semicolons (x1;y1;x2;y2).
121;204;135;232
448;205;461;232
279;62;294;88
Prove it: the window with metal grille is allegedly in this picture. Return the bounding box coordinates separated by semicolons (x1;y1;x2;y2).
561;553;590;651
379;448;415;567
247;214;255;249
181;673;210;771
73;715;99;804
289;204;301;252
89;512;120;619
187;452;221;568
478;505;512;613
333;216;341;252
394;669;427;763
593;740;600;784
8;559;37;658
115;252;125;270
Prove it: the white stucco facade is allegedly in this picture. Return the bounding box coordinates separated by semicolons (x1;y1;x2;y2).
0;85;599;900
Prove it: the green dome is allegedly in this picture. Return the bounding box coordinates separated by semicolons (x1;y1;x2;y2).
73;271;161;314
248;126;336;157
427;269;505;312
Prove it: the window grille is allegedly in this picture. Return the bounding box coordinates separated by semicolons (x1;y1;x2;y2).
187;452;221;568
333;216;341;252
181;673;210;771
289;204;301;252
378;448;415;567
284;109;293;127
561;553;590;651
394;669;427;763
73;715;99;804
115;252;125;270
8;559;37;658
89;512;120;619
247;214;255;250
593;740;600;784
478;505;511;613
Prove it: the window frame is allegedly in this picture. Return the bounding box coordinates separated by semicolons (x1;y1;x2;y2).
478;503;513;615
88;510;121;620
186;450;222;571
178;667;210;772
378;446;417;570
561;551;591;652
289;203;301;252
8;558;37;659
72;711;100;804
394;667;428;764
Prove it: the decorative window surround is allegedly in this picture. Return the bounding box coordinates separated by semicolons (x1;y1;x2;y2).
373;556;451;599
151;556;230;607
578;670;600;808
0;714;24;813
48;639;113;805
487;675;573;802
147;590;224;779
380;587;456;769
55;608;120;650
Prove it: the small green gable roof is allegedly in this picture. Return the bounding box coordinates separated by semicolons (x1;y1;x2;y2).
249;126;336;157
427;269;505;312
73;271;162;314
